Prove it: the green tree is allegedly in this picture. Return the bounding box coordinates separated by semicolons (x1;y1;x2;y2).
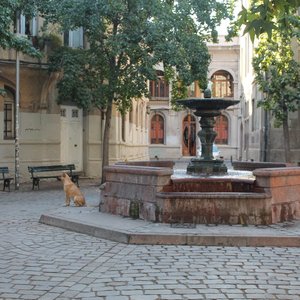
233;0;300;41
0;0;40;55
39;0;234;182
253;32;300;162
233;0;300;162
1;0;41;95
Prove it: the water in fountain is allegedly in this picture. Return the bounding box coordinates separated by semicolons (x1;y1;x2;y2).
172;167;254;180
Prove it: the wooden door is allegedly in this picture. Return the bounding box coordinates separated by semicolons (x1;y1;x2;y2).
182;114;196;156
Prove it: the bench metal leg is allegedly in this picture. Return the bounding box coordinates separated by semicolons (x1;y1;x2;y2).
71;175;79;187
3;179;10;192
32;178;40;190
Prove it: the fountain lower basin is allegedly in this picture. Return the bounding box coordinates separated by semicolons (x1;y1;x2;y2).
100;161;300;225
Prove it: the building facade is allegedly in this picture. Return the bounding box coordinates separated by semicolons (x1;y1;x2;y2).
238;15;300;163
148;36;241;162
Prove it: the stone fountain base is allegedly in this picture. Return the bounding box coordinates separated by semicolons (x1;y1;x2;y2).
100;161;300;226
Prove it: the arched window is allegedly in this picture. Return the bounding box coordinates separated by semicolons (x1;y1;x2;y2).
135;104;139;127
211;70;234;98
140;104;144;129
149;71;169;99
121;115;126;142
214;114;228;144
129;106;133;124
3;86;15;140
150;114;164;144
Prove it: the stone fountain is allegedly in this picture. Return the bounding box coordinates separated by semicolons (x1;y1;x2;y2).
100;89;300;226
176;96;239;175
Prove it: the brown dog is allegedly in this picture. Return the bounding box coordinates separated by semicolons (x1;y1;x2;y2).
61;172;86;207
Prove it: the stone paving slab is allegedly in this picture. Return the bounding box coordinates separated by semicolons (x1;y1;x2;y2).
40;205;300;247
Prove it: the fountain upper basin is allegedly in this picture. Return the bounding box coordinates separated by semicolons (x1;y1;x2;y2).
176;98;240;111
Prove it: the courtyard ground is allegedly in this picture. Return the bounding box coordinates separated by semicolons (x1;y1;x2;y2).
0;177;300;299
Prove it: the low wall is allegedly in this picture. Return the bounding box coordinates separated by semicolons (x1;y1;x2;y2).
100;164;300;225
232;161;289;171
254;167;300;223
100;165;173;221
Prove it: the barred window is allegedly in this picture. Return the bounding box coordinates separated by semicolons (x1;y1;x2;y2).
3;87;15;140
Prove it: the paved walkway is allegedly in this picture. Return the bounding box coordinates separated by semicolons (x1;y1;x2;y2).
1;179;300;299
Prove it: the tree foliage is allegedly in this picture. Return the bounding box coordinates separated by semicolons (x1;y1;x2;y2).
41;0;234;110
0;0;41;56
253;33;300;125
253;28;300;162
232;0;300;41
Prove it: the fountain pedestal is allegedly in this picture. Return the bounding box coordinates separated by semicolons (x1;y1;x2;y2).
176;98;240;175
187;158;228;175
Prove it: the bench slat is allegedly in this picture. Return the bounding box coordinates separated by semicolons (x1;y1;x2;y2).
32;175;61;179
28;164;75;173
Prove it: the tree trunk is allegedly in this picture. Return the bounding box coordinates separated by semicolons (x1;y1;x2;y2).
101;99;113;183
282;114;291;163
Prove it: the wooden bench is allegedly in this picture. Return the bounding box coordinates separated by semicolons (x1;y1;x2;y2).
0;167;13;192
28;164;79;190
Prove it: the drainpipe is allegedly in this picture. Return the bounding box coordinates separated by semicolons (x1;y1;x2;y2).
15;12;20;190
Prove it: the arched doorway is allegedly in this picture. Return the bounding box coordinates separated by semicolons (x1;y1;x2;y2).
182;114;196;156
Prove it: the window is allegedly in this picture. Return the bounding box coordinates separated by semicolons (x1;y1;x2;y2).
60;109;66;117
211;70;234;98
64;27;84;48
121;115;126;142
129;106;133;123
3;87;15;140
136;105;139;127
214;114;228;144
150;114;164;144
149;71;169;99
72;109;79;118
19;15;37;36
140;104;144;129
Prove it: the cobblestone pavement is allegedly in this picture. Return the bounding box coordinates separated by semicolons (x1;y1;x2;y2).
1;181;300;300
